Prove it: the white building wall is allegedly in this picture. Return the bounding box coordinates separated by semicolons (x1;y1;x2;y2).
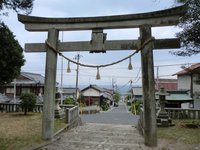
193;74;200;93
181;102;190;109
177;74;200;109
177;75;190;90
82;88;100;97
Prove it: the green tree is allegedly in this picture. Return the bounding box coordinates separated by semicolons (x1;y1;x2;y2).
0;0;34;15
175;0;187;3
0;22;25;85
20;93;36;115
64;97;75;105
114;91;120;103
172;0;200;56
126;94;132;101
125;93;132;106
0;0;34;85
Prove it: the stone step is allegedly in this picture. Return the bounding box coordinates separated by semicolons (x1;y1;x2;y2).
61;134;143;142
73;123;138;133
42;142;142;150
59;135;143;145
65;130;138;136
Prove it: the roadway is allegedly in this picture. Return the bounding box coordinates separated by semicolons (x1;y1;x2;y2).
80;102;139;125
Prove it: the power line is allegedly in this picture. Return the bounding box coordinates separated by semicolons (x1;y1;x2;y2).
154;63;194;68
117;80;131;90
74;53;82;102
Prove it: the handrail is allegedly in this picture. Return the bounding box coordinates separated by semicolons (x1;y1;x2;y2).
65;106;79;128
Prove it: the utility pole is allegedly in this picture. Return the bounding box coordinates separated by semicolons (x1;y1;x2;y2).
60;31;64;105
130;80;136;115
60;56;63;105
74;54;81;103
112;77;115;105
156;66;159;91
13;79;16;103
13;79;16;111
130;80;133;101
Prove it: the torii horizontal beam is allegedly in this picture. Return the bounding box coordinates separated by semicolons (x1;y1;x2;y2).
25;38;180;52
18;5;186;31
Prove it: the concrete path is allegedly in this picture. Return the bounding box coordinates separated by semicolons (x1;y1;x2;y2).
41;123;144;150
81;102;139;125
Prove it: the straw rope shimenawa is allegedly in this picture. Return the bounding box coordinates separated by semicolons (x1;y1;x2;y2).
45;37;155;69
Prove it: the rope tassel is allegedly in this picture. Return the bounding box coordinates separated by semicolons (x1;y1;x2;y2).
96;67;101;80
67;61;71;73
128;57;133;70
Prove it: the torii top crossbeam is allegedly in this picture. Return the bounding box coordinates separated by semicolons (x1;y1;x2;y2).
18;5;186;31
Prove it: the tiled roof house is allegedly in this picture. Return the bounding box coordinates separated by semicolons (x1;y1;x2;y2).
0;72;45;97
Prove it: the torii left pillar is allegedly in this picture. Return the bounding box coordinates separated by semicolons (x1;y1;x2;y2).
140;25;157;146
42;28;59;140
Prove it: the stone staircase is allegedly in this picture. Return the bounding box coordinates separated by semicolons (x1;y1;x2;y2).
41;123;144;150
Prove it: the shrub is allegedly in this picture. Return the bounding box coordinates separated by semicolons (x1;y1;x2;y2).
64;97;74;105
20;93;36;115
101;102;109;111
129;100;143;115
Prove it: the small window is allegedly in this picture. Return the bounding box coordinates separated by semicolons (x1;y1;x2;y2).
194;74;200;84
22;88;30;94
6;88;14;93
196;74;200;80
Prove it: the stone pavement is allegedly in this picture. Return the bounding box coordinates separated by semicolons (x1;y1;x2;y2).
40;123;144;150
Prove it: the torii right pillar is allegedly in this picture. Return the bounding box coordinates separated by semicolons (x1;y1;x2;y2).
140;25;157;147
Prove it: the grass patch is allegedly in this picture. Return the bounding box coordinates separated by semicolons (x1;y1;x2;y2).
158;119;200;144
54;118;67;133
0;112;66;150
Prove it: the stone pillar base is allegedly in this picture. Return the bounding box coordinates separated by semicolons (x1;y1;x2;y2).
55;109;65;119
157;115;175;127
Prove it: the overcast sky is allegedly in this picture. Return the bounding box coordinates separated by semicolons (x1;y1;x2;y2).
2;0;200;89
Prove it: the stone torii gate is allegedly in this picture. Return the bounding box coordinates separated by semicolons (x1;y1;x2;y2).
18;5;186;147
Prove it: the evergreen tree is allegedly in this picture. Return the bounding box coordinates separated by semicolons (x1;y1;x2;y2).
0;22;25;84
173;0;200;56
0;0;34;84
0;0;34;15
